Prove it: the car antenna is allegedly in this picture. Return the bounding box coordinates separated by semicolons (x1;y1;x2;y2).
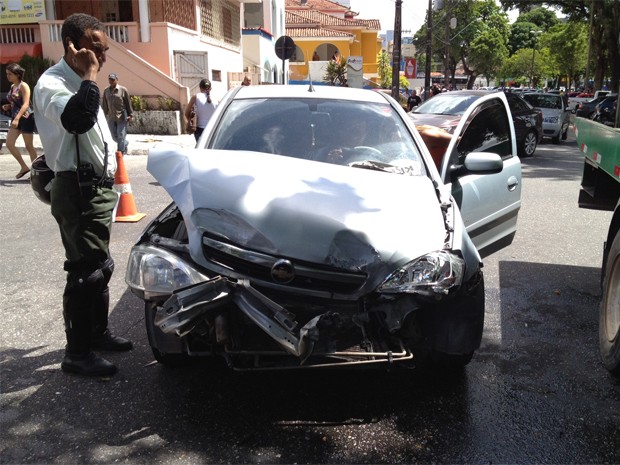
308;71;315;92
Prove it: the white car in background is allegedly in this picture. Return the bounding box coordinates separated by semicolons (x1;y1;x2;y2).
522;92;571;144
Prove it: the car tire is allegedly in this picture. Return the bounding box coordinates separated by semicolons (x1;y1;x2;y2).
519;130;538;157
561;125;568;141
551;133;561;144
599;230;620;376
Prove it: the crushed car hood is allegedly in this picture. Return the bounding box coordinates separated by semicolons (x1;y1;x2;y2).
147;147;448;273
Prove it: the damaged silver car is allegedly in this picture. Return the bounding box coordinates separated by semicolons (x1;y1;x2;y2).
126;85;521;370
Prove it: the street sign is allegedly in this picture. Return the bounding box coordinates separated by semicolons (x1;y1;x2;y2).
405;58;417;79
275;36;296;61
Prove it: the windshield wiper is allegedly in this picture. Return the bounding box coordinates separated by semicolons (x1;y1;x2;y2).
348;160;416;175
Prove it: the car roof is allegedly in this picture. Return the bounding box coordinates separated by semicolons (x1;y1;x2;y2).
430;90;491;97
522;92;561;97
230;84;388;104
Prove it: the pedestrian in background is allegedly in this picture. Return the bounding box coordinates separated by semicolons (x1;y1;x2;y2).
185;78;217;143
33;13;132;378
102;72;133;155
2;63;38;179
407;88;422;111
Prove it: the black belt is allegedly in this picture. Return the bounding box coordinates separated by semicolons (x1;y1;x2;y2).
56;171;115;189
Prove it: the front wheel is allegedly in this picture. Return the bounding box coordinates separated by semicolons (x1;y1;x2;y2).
599;231;620;376
519;130;538;157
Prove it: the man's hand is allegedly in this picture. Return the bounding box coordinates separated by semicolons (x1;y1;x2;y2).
67;41;98;81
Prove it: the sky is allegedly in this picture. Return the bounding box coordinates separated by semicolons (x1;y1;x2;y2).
348;0;520;35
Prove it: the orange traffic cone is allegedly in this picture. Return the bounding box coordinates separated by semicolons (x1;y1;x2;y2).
113;151;146;223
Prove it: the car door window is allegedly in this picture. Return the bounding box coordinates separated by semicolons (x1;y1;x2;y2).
443;96;521;258
448;99;513;167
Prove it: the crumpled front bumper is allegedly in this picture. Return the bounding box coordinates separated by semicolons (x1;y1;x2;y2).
154;276;414;366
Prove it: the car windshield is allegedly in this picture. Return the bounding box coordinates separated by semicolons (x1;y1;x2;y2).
522;94;562;109
208;97;425;176
412;94;480;116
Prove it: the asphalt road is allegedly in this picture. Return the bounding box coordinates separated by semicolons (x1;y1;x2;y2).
1;130;619;464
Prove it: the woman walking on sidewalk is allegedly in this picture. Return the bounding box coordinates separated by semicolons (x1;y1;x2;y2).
2;63;38;179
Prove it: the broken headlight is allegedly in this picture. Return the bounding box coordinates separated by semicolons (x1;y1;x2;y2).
378;251;465;295
125;244;209;296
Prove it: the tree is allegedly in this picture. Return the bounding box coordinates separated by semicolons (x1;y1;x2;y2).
324;56;348;86
413;0;510;89
500;0;619;92
468;28;510;87
499;47;555;88
516;7;560;30
377;50;392;88
543;22;588;89
453;0;510;88
508;21;541;55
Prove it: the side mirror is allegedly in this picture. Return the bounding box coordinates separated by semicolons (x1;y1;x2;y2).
449;152;504;178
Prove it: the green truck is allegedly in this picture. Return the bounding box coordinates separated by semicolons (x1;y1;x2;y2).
575;117;620;375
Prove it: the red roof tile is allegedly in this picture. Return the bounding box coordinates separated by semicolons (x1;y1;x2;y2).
285;0;349;12
286;26;354;39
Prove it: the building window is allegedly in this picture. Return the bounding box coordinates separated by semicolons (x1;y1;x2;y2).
212;70;222;82
200;0;241;48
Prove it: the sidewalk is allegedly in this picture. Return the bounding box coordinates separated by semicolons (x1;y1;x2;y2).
1;132;197;157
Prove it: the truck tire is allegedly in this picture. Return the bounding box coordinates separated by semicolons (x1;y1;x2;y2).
599;230;620;375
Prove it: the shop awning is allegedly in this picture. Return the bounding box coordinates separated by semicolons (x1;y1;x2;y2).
0;43;42;64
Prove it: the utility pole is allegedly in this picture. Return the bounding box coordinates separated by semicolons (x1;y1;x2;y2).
424;0;432;100
444;0;450;89
584;0;594;92
391;0;403;100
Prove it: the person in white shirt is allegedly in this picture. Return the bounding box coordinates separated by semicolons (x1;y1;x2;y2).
184;78;218;143
33;13;132;378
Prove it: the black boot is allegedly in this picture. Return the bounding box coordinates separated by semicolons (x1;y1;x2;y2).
62;351;117;376
92;329;133;351
91;286;133;352
62;282;117;376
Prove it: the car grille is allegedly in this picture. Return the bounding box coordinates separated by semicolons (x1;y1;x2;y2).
202;235;367;294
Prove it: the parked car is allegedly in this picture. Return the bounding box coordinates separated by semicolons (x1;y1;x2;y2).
408;90;542;157
569;90;610;113
126;85;521;372
0;113;10;150
592;94;618;126
576;95;609;119
521;92;571;144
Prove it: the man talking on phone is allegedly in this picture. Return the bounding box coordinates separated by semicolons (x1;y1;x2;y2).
34;13;132;377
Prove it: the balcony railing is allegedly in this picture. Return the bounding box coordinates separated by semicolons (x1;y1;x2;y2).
0;25;38;43
0;22;130;45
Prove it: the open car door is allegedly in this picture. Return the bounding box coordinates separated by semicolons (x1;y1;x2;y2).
440;92;522;258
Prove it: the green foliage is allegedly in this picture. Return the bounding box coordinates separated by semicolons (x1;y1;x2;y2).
515;7;560;30
18;54;54;88
543;22;588;89
499;47;554;87
469;28;509;83
323;56;348;86
131;95;147;111
376;50;392;88
157;96;179;111
508;22;541;55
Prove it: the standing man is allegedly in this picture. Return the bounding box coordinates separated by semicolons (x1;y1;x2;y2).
33;13;132;377
102;72;133;155
407;89;422;111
